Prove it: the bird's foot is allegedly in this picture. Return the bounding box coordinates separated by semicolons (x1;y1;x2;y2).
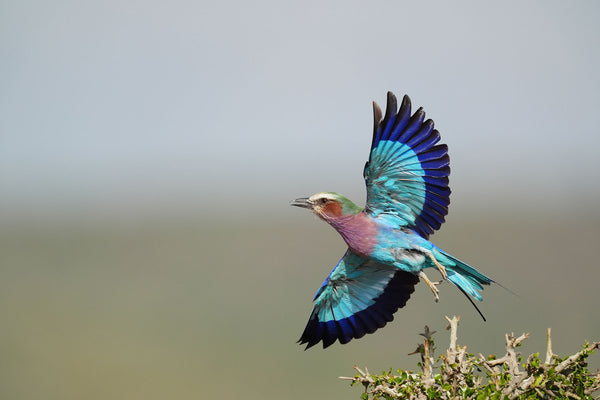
426;252;448;280
419;271;442;302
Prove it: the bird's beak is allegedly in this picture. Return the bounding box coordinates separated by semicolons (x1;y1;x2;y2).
290;197;313;209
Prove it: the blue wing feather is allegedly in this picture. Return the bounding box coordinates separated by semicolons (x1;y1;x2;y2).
416;145;449;162
365;92;451;238
356;314;377;334
349;316;367;338
388;95;414;141
398;110;426;143
298;251;419;349
411;131;441;154
380;93;398;141
410;119;436;144
425;187;451;202
422;162;450;174
322;321;337;347
336;319;354;344
423;175;449;186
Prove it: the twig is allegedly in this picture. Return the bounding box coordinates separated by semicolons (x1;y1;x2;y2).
342;319;599;400
545;327;555;365
445;315;460;365
556;342;600;374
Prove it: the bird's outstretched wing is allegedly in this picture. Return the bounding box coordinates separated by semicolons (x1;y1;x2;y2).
299;250;419;349
364;92;451;238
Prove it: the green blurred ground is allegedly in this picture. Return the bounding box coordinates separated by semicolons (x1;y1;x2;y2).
1;211;598;400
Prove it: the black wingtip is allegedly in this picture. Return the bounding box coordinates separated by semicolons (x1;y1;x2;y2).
385;92;398;121
371;100;383;151
297;337;317;351
372;101;383;124
400;94;411;113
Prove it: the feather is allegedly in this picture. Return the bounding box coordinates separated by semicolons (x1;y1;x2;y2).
365;93;451;238
299;251;418;349
295;91;495;350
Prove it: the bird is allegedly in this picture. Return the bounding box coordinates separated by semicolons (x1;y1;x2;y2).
291;91;493;349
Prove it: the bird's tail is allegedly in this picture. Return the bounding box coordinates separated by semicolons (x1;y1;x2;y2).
433;249;493;319
435;250;492;301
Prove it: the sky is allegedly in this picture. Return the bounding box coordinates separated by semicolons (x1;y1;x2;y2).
1;4;600;398
2;0;600;222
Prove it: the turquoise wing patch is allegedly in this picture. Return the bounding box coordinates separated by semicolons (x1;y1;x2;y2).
364;92;451;238
299;250;419;349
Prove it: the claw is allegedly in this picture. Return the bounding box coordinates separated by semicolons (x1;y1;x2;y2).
419;271;442;302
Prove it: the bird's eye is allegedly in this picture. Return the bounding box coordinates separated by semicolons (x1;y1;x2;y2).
319;198;329;204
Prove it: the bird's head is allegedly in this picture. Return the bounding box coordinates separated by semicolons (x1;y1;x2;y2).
291;192;362;221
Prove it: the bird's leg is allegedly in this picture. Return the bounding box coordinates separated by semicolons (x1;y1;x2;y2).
429;253;448;280
418;271;441;302
417;248;448;280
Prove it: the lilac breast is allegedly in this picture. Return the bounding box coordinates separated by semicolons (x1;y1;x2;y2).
330;212;378;258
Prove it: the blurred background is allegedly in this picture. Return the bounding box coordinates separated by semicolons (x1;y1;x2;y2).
1;1;599;399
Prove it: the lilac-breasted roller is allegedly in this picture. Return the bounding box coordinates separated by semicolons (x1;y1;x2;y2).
292;92;493;349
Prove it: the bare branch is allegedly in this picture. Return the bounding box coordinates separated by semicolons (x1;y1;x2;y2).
445;315;460;365
556;342;600;374
342;320;599;400
545;327;555;365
